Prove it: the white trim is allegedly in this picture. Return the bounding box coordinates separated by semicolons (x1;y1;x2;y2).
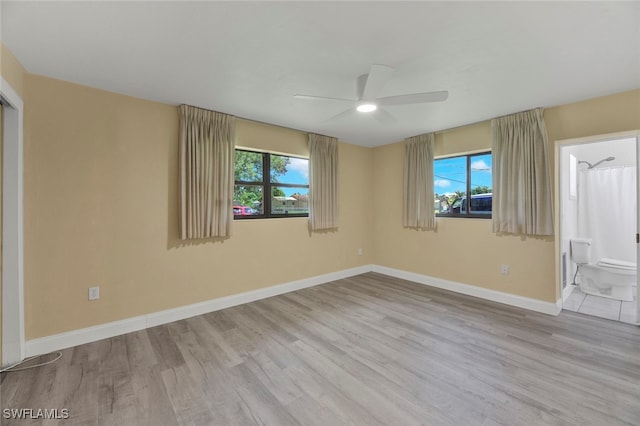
26;263;571;357
562;282;576;303
554;130;640;148
636;134;640;325
555;130;640;326
372;265;562;316
25;265;373;357
1;77;25;367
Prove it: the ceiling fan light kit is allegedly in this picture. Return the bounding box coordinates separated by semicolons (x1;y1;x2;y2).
356;103;377;113
294;64;448;123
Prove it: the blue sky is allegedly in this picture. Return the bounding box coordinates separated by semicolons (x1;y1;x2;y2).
276;154;492;197
276;157;309;196
434;154;492;194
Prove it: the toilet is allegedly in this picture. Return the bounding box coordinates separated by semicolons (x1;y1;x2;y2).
570;238;636;301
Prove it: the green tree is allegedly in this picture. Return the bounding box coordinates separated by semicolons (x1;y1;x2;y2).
234;151;290;211
269;155;289;182
448;190;465;207
235;185;262;209
471;185;491;195
235;151;264;182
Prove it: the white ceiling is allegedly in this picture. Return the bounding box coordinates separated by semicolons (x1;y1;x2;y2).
2;1;639;147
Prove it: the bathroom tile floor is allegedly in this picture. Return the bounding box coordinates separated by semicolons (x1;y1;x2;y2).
563;285;637;324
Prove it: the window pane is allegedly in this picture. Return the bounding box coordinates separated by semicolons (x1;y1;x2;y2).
234;149;309;219
270;154;309;185
271;187;309;215
469;153;492;215
434;152;492;217
434;156;467;215
233;185;263;215
235;150;263;182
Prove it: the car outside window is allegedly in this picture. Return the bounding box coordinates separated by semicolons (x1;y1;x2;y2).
435;152;492;218
234;149;309;219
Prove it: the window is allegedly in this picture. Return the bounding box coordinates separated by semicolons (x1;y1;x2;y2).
434;152;492;218
234;149;309;219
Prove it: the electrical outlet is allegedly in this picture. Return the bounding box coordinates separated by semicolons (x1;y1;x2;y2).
88;286;100;301
500;265;509;275
357;248;363;256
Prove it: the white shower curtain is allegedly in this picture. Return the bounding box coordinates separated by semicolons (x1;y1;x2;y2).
577;166;636;263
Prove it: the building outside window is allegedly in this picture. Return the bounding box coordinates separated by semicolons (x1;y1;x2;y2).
234;149;309;218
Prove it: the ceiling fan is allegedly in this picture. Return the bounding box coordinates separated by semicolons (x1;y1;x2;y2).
294;64;448;123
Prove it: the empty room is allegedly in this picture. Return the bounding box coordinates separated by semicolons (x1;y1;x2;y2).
1;1;639;425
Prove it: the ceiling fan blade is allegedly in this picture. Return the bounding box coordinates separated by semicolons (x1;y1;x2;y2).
377;90;449;106
323;107;357;123
356;74;367;100
361;64;394;101
294;94;355;102
371;107;396;124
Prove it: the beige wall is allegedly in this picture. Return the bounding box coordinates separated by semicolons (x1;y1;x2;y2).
372;89;640;303
1;43;26;98
545;90;640;144
372;134;556;302
546;90;640;186
546;90;640;299
236;119;308;157
23;74;373;339
6;44;640;343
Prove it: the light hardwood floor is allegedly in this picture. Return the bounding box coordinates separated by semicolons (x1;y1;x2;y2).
2;272;639;425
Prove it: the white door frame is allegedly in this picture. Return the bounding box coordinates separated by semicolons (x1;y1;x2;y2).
554;129;640;325
1;76;25;365
636;133;640;324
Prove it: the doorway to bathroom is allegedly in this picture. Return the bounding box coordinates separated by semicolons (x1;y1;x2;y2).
557;131;639;325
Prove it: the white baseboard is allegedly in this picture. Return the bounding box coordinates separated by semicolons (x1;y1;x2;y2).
26;263;564;357
25;265;374;357
372;265;562;316
562;282;576;302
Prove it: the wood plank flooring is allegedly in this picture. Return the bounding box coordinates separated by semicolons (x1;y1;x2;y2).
2;272;639;425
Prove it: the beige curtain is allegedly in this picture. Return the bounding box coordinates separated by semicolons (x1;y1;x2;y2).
309;133;339;231
403;133;436;229
492;108;553;236
179;105;235;240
